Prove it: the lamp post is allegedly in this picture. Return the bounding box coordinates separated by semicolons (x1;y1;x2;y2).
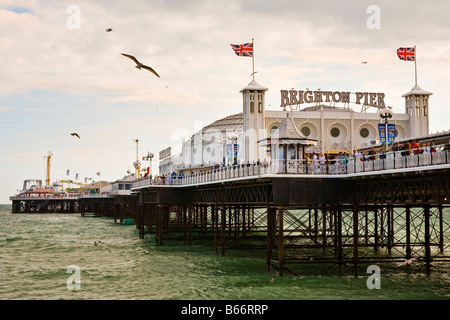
228;132;238;165
222;137;227;166
133;139;141;178
379;108;393;152
147;152;154;177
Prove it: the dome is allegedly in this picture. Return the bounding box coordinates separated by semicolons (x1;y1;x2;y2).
190;113;243;142
402;85;433;97
239;80;268;93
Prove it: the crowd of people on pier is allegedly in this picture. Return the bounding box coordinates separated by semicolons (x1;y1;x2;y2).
151;171;185;185
140;140;450;185
304;139;438;165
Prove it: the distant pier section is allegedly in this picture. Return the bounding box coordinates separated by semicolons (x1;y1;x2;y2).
9;176;137;223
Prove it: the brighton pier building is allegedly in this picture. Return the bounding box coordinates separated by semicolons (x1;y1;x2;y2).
159;79;433;174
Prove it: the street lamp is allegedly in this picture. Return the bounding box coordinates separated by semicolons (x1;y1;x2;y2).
133;139;141;178
147;152;154;177
228;132;239;165
379;107;394;152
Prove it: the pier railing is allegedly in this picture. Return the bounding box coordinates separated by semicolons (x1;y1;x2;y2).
9;192;112;200
132;144;450;188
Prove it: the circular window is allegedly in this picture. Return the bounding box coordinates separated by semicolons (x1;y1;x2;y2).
206;147;211;153
360;128;369;138
330;127;340;138
301;127;311;137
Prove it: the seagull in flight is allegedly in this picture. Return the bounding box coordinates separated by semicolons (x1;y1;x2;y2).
71;133;80;139
121;53;160;78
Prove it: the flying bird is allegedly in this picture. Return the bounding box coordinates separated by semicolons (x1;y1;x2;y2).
361;61;368;64
71;133;80;139
106;28;113;32
121;53;160;78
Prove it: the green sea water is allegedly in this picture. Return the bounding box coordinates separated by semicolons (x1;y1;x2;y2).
0;210;448;301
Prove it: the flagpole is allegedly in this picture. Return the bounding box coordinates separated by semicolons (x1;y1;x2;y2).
252;38;255;80
414;45;417;86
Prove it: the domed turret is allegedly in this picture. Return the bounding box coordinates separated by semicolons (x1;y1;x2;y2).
402;85;432;138
241;80;268;163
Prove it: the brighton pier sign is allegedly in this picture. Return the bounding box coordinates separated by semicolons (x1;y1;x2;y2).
280;89;386;110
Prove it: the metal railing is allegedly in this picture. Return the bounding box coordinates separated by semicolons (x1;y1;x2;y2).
10;192;112;200
131;144;450;188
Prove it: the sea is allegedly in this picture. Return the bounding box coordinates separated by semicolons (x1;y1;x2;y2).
0;207;448;311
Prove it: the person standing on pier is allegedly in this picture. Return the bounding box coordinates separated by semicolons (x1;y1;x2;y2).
312;153;319;174
409;140;420;154
319;153;326;165
368;146;377;160
392;142;400;152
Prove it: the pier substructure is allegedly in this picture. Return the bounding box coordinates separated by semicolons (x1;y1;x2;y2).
11;198;79;213
265;204;449;276
134;168;450;276
79;196;115;217
79;195;138;226
135;180;272;248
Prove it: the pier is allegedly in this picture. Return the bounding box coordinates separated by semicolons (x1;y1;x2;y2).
10;147;450;276
10;193;137;225
132;147;450;276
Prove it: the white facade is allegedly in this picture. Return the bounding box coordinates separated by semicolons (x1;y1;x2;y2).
241;80;268;163
165;81;432;173
402;85;432;138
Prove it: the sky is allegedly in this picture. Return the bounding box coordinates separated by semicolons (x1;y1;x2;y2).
1;0;450;203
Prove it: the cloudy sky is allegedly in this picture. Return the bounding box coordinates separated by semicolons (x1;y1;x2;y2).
1;0;450;203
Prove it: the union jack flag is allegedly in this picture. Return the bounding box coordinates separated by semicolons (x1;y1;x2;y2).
397;47;415;61
230;43;253;57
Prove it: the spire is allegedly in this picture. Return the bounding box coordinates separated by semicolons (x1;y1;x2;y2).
271;112;303;140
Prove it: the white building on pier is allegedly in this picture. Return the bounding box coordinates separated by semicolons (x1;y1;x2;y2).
160;79;433;174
